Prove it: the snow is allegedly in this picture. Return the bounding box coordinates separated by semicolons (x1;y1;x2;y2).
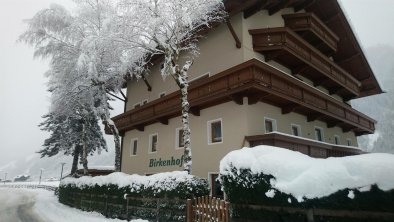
220;145;394;201
265;189;276;198
4;181;60;187
1;188;147;222
83;165;115;170
61;171;203;194
265;131;361;150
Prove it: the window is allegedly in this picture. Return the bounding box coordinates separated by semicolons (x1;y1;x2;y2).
176;128;185;148
334;135;340;145
149;134;158;153
159;92;166;98
130;138;138;156
314;127;324;142
347;138;352;146
209;173;224;198
142;99;148;105
291;124;301;137
264;117;277;133
208;119;222;144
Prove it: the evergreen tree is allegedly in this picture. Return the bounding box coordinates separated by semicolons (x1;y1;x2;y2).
38;110;107;175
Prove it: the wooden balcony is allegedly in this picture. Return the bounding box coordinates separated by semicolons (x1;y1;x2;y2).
246;133;364;158
282;12;340;55
110;59;375;136
249;27;361;100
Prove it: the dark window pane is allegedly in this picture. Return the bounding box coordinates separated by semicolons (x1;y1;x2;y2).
334;136;339;145
292;126;299;136
315;128;322;141
132;140;138;155
265;120;273;133
211;121;222;143
178;129;184;147
151;135;157;152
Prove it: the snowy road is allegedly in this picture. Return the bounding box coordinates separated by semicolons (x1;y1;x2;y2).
0;188;147;222
0;189;44;222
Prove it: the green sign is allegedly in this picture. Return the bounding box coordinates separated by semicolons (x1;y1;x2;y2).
149;155;184;168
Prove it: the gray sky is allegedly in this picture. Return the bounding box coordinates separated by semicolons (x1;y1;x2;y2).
0;0;394;166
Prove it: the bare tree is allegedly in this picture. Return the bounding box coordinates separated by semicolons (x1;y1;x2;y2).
114;0;226;173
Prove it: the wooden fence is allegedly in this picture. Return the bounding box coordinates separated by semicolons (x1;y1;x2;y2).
186;195;230;222
0;184;58;192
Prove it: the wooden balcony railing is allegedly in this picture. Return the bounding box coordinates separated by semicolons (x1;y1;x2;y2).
249;27;361;100
111;59;375;136
282;12;340;55
246;133;364;158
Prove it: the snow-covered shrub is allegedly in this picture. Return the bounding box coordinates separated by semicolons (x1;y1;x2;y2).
219;146;394;221
59;171;208;221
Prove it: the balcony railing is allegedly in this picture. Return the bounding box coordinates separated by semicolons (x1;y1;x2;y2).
249;27;361;100
110;59;375;136
246;132;364;158
282;12;339;55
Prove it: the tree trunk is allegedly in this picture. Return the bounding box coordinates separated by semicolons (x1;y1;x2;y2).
82;122;89;175
71;145;81;175
104;119;121;172
179;76;192;174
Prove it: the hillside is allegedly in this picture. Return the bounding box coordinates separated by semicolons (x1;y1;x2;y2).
0;148;115;181
353;45;394;153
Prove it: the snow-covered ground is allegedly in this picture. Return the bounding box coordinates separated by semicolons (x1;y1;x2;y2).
220;145;394;201
4;181;60;187
0;188;147;222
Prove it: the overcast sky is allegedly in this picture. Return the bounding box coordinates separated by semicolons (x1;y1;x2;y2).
1;0;394;166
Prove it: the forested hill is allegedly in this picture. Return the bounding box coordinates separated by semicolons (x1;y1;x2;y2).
353;45;394;153
0;149;114;181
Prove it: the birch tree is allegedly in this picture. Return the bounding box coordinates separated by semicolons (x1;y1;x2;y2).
19;1;125;171
114;0;226;173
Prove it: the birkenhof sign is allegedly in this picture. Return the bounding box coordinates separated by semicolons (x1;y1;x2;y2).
148;155;184;168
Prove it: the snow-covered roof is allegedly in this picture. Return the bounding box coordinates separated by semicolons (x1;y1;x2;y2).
220;145;394;201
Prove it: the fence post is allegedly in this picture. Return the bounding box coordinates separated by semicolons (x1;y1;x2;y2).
306;208;314;222
186;199;193;222
126;197;129;221
225;202;230;222
156;198;160;222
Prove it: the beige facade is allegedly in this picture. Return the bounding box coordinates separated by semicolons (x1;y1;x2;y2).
122;99;357;178
120;7;365;179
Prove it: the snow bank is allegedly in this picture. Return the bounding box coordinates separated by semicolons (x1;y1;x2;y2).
220;146;394;200
61;171;205;194
26;189;147;222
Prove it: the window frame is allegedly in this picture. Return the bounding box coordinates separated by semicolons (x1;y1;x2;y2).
149;133;158;153
334;135;340;145
207;118;223;145
290;124;302;137
314;127;324;142
175;127;185;149
264;117;277;133
346;138;352;146
130;138;138;156
208;172;224;198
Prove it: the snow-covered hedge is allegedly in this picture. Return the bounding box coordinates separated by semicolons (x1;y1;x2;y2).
59;171;208;221
219;146;394;221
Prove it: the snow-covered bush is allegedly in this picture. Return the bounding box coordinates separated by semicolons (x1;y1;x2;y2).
219;146;394;221
59;171;208;221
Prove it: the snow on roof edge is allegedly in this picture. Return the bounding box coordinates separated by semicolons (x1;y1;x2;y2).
220;145;394;201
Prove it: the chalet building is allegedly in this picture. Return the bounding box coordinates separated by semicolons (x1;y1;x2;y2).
109;0;382;193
